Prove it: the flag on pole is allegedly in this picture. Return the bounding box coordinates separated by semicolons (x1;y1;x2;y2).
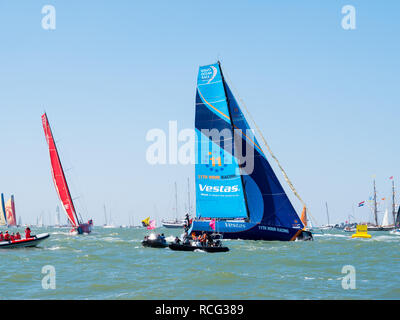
358;201;365;207
209;219;216;231
389;176;394;180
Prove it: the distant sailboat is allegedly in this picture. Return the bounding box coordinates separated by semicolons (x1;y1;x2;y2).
103;204;115;228
320;202;334;230
188;62;312;241
5;195;17;227
42;113;93;234
368;180;394;231
382;208;390;227
0;194;7;226
55;205;61;227
37;215;44;228
162;182;187;228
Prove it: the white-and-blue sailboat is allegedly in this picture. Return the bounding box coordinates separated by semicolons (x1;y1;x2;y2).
188;62;312;241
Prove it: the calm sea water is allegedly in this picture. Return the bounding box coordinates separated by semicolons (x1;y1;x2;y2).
0;227;399;300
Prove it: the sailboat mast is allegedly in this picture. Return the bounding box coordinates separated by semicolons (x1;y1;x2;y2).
373;179;378;226
218;61;251;220
187;177;191;215
392;179;396;226
175;182;178;220
325;202;330;225
104;204;107;225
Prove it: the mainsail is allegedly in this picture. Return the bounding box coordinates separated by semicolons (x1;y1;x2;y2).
195;64;248;219
0;194;7;226
300;206;307;228
42;113;80;227
195;62;303;229
382;208;390;227
5;195;17;226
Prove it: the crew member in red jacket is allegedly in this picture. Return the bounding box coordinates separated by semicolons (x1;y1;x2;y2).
10;233;15;241
0;232;3;241
25;227;31;239
4;231;10;241
15;232;21;240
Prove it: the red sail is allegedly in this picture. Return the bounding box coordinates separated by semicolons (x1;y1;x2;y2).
5;195;17;226
42;113;79;227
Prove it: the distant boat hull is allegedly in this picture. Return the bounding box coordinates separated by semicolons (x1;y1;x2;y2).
189;220;312;241
367;226;395;231
162;219;186;228
162;222;186;228
0;233;50;249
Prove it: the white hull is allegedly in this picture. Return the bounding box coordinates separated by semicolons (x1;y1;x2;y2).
162;222;186;228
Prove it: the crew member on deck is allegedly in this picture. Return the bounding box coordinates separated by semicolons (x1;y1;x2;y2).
206;233;214;246
10;233;15;241
25;227;31;239
183;231;190;244
4;231;10;241
15;232;21;240
0;232;3;241
199;232;207;246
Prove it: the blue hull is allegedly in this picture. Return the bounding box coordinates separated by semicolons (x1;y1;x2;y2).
189;220;305;241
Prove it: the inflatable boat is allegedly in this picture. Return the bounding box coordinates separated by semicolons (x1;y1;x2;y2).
141;238;168;248
0;233;50;249
169;243;229;253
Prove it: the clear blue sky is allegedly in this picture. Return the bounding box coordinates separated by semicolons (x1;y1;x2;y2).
0;1;399;226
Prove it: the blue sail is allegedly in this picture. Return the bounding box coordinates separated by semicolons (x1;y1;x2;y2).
195;63;248;219
224;81;303;229
190;62;308;241
0;193;7;226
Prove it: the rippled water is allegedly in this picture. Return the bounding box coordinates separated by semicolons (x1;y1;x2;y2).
0;227;399;299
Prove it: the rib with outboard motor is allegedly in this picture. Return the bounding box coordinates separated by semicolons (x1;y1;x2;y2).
0;233;50;249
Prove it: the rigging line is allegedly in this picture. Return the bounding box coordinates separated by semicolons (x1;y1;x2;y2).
223;71;319;226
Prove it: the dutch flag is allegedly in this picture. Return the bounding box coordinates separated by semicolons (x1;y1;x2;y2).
358;201;365;207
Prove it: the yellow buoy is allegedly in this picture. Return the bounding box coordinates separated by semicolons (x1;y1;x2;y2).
351;224;371;239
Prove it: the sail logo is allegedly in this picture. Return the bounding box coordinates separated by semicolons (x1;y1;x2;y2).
199;184;239;193
145;121;255;174
200;66;218;84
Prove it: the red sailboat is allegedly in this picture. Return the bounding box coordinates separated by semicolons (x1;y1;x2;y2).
5;195;17;227
42;113;93;234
